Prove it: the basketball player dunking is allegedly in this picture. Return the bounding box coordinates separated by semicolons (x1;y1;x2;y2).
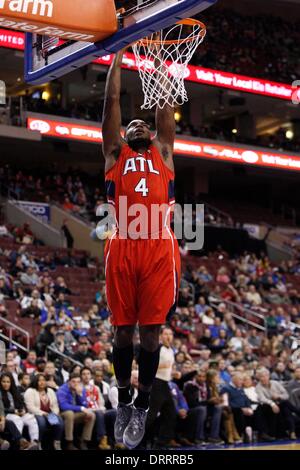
102;49;181;449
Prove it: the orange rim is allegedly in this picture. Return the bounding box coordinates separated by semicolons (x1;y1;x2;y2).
136;18;206;46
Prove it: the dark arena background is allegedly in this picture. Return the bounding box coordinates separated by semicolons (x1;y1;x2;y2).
1;0;300;460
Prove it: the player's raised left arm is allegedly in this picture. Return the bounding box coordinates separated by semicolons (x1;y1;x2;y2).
102;50;125;171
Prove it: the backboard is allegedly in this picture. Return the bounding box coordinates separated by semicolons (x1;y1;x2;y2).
25;0;217;85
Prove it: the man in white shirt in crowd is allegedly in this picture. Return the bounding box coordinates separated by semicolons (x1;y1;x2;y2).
256;367;297;440
145;327;179;448
245;285;262;306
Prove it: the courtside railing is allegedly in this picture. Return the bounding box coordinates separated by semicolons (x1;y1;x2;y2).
209;297;267;332
46;346;83;367
0;316;30;353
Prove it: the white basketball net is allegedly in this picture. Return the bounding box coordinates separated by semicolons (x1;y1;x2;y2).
132;21;206;110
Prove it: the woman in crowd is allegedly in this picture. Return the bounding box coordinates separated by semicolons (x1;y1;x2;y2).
24;373;64;450
206;369;242;445
0;372;39;450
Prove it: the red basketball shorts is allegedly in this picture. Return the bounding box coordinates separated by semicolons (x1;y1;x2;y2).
104;231;181;326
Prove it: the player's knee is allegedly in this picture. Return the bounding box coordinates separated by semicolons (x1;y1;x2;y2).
139;325;161;352
114;325;135;348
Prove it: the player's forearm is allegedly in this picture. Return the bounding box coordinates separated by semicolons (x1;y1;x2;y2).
102;51;124;149
156;104;176;141
105;51;124;100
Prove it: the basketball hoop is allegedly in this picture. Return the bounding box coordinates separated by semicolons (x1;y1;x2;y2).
132;18;206;110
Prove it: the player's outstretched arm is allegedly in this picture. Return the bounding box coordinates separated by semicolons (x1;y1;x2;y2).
102;49;125;171
155;102;176;171
152;38;176;171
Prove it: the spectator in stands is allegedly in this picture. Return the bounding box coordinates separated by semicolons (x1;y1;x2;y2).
16;287;31;311
168;380;201;446
0;277;13;299
186;333;203;358
21;290;44;318
228;329;246;352
221;372;265;443
146;328;179;448
245;285;262;306
0;393;11;450
271;361;292;383
20;266;39;286
54;277;72;296
206;369;241;445
17;373;30;396
13;223;34;245
184;370;223;444
61;220;74;249
72;338;96;364
4;359;21;386
197;266;213;283
55;292;72;313
57;372;96;450
40;304;56;326
44;361;63;390
35;358;47;375
56;309;74;329
35;323;56;356
22;351;37;375
265;310;280;338
24;373;63;450
93;369;111;410
62;196;80;214
201;309;216;326
55;358;72;384
11;258;25;278
217;359;231;385
286;366;300;412
0;373;39;449
49;330;72;358
23;255;38;271
216;267;230;284
195;296;208;317
80;367;116;450
242;373;274;442
5;349;20;367
256;367;297;440
0;392;24;451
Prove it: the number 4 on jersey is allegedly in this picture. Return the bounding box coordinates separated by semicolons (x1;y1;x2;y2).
135;178;149;197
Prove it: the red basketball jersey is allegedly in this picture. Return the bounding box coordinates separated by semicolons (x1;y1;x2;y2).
105;143;175;237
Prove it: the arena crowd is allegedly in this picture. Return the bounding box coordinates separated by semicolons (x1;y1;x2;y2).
1;222;300;449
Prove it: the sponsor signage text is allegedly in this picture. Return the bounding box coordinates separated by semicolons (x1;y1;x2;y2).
27;117;300;173
0;29;295;101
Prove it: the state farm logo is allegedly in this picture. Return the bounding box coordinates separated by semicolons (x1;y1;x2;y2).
0;0;53;17
241;150;259;164
29;119;50;134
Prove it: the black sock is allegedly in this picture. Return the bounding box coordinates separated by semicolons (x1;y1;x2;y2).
138;346;161;387
113;343;134;383
134;389;151;410
133;346;161;410
118;385;132;405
